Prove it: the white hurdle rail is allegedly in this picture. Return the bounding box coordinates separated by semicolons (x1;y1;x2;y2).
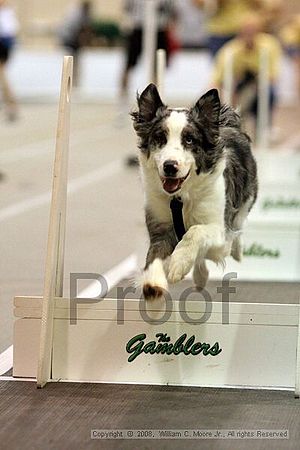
37;56;73;388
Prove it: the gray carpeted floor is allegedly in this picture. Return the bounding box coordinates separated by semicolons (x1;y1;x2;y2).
0;381;299;450
2;280;300;449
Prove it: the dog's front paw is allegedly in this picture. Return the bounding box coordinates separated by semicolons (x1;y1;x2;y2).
168;251;193;283
143;283;165;301
141;258;168;300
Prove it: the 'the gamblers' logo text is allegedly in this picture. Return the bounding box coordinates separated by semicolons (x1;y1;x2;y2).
126;333;222;362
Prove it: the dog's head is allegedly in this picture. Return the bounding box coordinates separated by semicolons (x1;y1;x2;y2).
132;83;224;195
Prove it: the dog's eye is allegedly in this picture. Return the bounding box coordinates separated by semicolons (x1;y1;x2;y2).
184;135;195;146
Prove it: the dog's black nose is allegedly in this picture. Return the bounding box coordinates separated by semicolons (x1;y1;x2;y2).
163;160;178;176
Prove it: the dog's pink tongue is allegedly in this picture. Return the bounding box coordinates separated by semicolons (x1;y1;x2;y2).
163;178;180;193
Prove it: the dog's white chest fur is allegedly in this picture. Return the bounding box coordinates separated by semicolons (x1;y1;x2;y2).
181;168;226;229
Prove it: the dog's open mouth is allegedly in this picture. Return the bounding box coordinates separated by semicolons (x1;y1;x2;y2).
161;171;190;194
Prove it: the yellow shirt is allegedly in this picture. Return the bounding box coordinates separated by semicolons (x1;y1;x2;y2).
207;0;252;36
280;17;300;48
212;33;282;85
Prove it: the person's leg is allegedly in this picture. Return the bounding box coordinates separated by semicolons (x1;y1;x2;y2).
287;47;300;98
235;72;257;116
250;85;276;123
67;47;80;87
0;39;17;119
296;55;300;98
121;29;142;164
268;85;276;124
154;29;170;84
121;67;130;94
0;61;17;121
249;84;277;144
120;28;142;96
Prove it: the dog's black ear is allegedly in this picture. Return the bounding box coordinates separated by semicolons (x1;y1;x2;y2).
192;89;221;137
136;83;164;122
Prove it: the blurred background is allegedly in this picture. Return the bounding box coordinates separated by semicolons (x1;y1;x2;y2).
1;0;300;356
0;0;297;101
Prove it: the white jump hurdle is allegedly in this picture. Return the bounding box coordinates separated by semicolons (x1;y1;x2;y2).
12;57;300;396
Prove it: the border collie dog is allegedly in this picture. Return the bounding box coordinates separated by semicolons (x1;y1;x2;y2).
132;84;258;300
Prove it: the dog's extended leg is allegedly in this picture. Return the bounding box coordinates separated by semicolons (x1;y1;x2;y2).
143;241;174;300
230;197;253;262
193;259;209;291
143;257;168;300
168;224;224;284
231;235;243;262
142;212;177;300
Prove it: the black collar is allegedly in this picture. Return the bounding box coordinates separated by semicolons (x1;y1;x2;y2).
170;197;186;242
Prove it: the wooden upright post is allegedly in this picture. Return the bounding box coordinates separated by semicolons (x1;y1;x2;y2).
143;0;158;84
156;49;166;97
37;56;73;388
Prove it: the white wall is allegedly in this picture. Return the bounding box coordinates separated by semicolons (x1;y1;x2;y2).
7;48;297;105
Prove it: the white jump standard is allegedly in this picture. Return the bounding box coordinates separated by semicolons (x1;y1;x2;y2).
37;56;73;388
